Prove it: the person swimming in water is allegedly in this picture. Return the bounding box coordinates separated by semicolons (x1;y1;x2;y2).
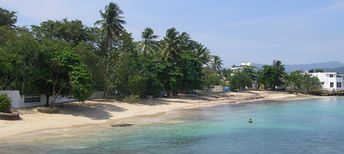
248;118;253;123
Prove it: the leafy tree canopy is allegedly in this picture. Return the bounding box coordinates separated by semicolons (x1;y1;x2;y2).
0;7;17;27
229;71;252;91
286;71;321;94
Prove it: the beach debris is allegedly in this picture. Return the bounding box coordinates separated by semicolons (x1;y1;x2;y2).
110;124;133;127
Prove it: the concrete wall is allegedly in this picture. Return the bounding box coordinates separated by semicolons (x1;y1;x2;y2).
208;86;224;93
0;90;104;109
0;90;45;108
0;90;22;108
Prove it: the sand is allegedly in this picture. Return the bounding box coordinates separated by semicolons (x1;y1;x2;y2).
0;91;321;140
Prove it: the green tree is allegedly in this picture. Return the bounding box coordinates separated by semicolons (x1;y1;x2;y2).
0;7;17;27
211;55;223;72
202;68;223;88
242;65;258;81
158;28;215;96
303;74;322;94
95;2;126;98
158;28;183;96
286;71;304;94
117;31;137;54
70;64;93;102
140;27;158;56
258;60;286;90
178;51;204;91
0;28;43;94
73;42;104;90
36;40;92;106
229;71;252;91
32;19;92;45
161;28;182;60
113;54;163;98
46;48;93;106
0;26;15;44
193;43;211;66
286;71;321;94
31;19;104;92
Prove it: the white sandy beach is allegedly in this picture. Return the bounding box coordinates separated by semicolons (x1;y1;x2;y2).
0;91;321;140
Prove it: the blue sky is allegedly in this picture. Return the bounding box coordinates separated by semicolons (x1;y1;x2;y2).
1;0;344;67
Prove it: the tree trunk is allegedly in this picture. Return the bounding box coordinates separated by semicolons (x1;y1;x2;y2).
50;95;57;108
45;94;50;107
166;90;170;97
104;34;112;100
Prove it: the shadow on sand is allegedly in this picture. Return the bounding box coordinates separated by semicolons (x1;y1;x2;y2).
58;101;127;120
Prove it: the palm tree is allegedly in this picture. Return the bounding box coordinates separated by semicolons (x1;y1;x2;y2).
179;32;191;46
95;2;126;48
161;28;181;60
272;60;285;73
211;55;223;72
272;60;286;89
193;42;211;66
95;2;126;98
140;27;158;56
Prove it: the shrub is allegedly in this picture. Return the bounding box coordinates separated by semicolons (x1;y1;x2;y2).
124;95;139;103
0;94;11;113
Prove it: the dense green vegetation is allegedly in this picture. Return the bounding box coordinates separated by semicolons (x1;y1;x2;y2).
0;7;17;27
0;3;224;104
229;71;252;91
227;60;322;94
0;3;324;106
286;71;322;94
257;60;287;90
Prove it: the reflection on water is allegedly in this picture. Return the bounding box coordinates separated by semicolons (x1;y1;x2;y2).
1;97;344;154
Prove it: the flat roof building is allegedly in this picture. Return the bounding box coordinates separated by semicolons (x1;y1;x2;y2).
309;72;344;91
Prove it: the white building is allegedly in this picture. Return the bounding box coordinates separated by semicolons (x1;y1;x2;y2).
231;62;252;74
309;72;344;91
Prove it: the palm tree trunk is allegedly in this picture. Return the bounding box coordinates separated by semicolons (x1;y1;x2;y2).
104;34;111;99
105;48;110;99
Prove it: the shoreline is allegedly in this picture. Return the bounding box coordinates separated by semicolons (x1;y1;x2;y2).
0;91;325;140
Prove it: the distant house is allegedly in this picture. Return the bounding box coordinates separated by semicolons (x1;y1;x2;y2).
231;62;252;74
309;72;344;91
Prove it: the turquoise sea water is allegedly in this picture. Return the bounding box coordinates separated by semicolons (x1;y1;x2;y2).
1;97;344;154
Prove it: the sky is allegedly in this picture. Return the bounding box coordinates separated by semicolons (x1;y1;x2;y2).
1;0;344;67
